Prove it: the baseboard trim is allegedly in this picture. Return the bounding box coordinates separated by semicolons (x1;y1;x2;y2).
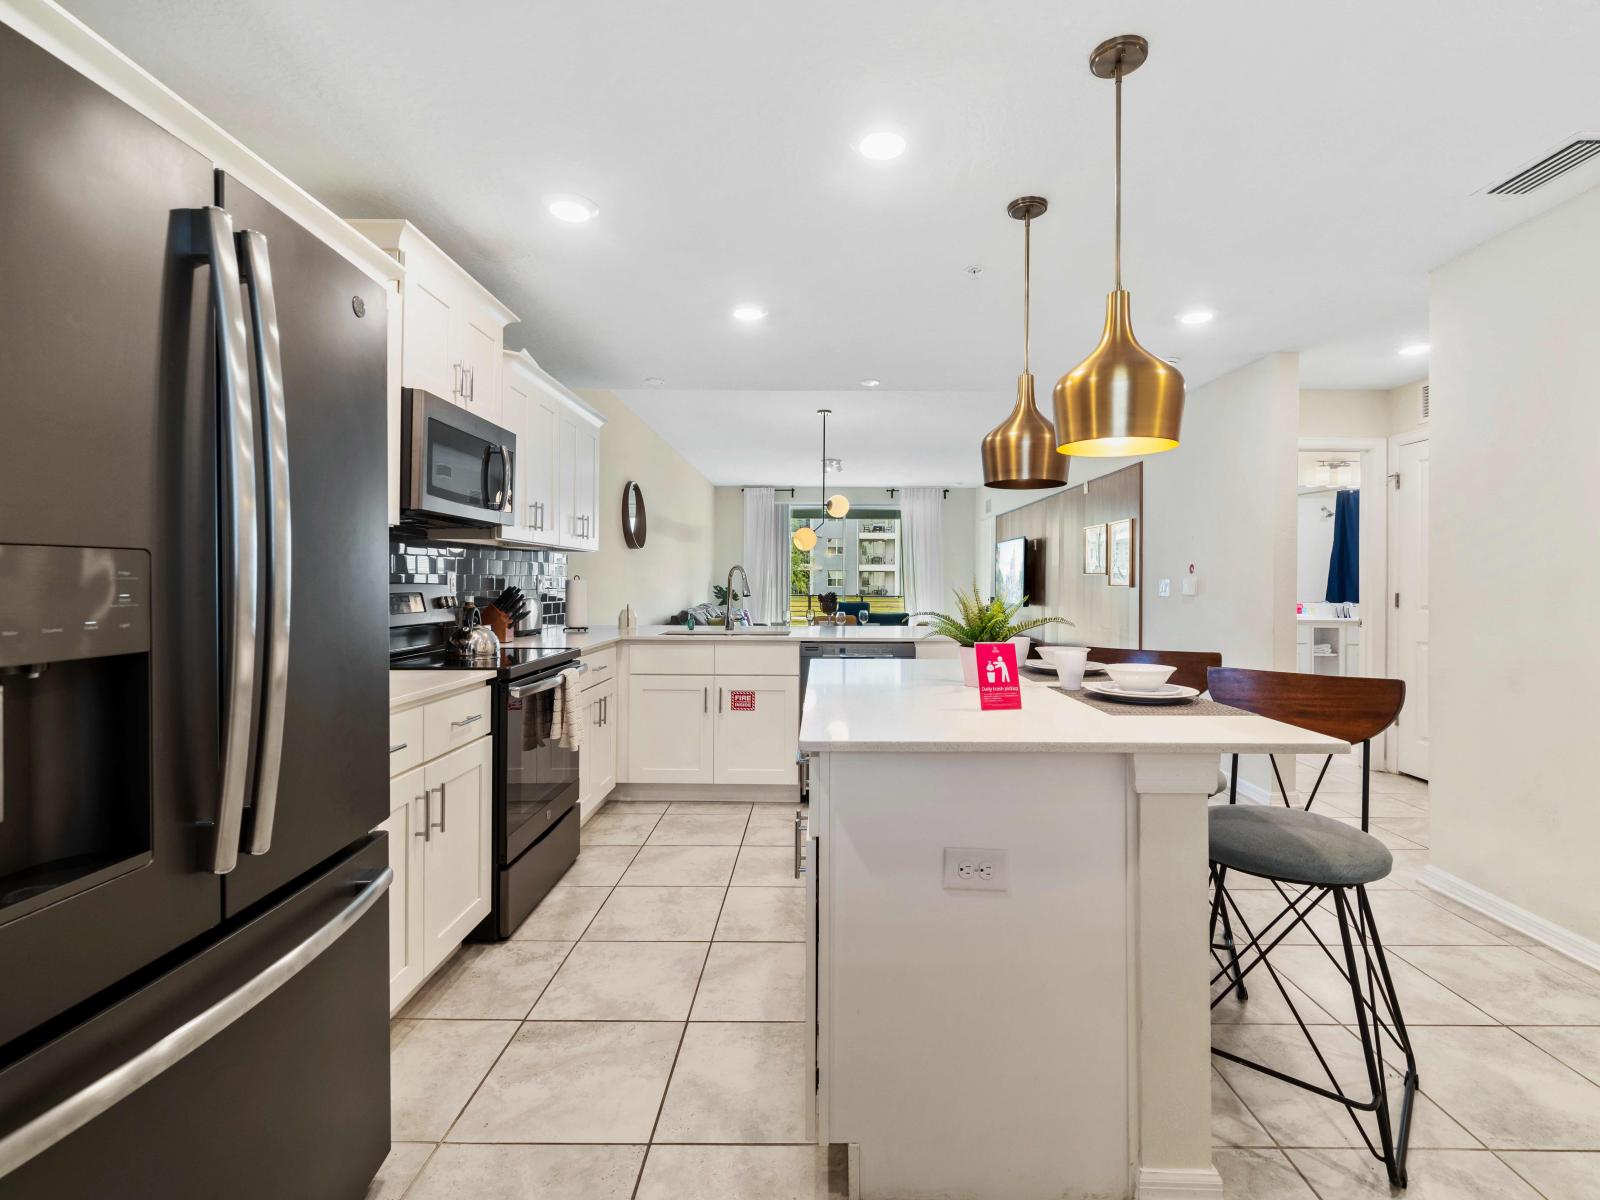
1137;1165;1225;1198
1420;865;1600;974
610;782;801;805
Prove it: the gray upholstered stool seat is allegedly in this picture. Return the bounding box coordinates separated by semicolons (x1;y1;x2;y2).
1209;806;1392;887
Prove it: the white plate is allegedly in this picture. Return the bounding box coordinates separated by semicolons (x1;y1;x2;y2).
1084;661;1109;675
1081;680;1200;705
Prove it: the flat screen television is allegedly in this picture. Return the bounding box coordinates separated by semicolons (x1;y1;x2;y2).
994;536;1043;607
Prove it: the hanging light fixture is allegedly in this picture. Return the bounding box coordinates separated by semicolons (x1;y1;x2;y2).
792;409;849;550
981;196;1070;489
1053;34;1184;457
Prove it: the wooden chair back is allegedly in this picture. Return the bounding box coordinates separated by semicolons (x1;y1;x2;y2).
1087;647;1221;694
1205;667;1405;745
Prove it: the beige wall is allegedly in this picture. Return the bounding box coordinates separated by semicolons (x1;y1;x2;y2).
574;388;716;623
1427;183;1600;943
1299;388;1390;438
711;485;976;611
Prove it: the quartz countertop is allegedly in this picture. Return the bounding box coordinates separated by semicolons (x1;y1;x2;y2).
799;659;1348;756
509;623;933;653
389;669;495;710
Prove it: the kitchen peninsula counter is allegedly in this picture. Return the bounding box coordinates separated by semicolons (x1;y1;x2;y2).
801;659;1344;1200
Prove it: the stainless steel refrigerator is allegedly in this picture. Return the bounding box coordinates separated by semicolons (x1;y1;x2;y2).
0;23;391;1198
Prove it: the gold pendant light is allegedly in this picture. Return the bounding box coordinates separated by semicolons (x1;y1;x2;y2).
1053;34;1184;457
793;409;849;550
982;196;1069;489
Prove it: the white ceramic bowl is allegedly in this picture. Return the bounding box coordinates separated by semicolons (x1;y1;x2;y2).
1103;662;1176;692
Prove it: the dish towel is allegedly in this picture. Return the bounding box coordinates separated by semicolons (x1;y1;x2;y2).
556;667;585;750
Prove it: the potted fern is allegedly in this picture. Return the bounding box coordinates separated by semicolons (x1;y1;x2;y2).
912;582;1074;686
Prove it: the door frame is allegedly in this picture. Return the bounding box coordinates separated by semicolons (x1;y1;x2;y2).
1298;435;1391;766
1386;429;1430;777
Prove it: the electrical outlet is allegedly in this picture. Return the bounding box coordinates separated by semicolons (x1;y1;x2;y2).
943;847;1009;892
1158;578;1171;597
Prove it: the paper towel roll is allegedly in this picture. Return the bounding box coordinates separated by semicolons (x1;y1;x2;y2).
565;574;588;630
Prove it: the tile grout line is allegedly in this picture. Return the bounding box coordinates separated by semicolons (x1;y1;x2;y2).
627;804;752;1200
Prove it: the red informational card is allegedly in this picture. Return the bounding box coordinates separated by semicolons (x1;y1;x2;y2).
730;690;756;711
976;642;1022;711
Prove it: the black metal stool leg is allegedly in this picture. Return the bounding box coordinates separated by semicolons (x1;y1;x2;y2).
1210;865;1247;1001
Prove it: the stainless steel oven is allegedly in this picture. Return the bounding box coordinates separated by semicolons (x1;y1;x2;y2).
400;387;515;527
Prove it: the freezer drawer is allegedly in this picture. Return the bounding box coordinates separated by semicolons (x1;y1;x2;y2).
0;836;391;1200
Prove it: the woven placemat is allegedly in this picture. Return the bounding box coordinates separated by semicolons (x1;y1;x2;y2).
1050;684;1250;718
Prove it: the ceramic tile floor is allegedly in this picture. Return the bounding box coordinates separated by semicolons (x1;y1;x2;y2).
372;799;843;1200
1211;756;1600;1198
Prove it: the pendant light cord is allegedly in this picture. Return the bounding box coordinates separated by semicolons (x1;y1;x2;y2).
1114;65;1123;291
1023;215;1031;374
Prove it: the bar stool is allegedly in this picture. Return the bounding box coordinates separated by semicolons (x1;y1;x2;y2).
1204;668;1414;1187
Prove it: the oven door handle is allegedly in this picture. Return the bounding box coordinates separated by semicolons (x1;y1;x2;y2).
509;675;565;700
0;867;392;1178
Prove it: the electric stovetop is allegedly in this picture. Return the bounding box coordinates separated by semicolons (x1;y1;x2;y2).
389;644;579;681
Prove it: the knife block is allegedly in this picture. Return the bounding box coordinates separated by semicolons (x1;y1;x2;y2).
482;604;514;645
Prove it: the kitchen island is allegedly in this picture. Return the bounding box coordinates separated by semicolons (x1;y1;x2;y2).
800;659;1345;1200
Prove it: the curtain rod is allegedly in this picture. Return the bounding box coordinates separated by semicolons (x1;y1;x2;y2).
737;487;950;498
740;487;797;495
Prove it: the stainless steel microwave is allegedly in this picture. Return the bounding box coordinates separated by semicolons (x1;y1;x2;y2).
401;388;516;527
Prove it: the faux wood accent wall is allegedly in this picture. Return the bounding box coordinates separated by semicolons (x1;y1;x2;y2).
994;463;1142;649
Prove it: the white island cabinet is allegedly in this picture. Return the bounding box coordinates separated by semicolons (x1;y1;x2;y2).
800;659;1345;1200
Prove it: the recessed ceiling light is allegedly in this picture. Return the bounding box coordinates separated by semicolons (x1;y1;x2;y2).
731;304;767;323
1398;342;1430;357
547;194;598;223
855;130;906;161
1177;309;1214;326
859;378;881;388
644;377;666;387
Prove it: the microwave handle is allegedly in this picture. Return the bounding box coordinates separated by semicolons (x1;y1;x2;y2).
482;444;508;510
183;208;258;876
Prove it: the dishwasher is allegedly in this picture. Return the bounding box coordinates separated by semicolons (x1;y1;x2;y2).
799;639;917;702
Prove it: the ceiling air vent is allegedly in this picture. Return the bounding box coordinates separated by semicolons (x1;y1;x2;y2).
1487;139;1600;194
1421;384;1430;421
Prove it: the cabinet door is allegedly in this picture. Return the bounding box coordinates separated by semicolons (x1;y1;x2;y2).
713;675;800;785
525;395;559;544
573;422;599;550
381;768;428;1011
422;738;493;971
627;675;714;784
576;686;598;812
593;677;618;801
458;307;501;424
556;411;579;547
403;271;457;401
499;369;536;543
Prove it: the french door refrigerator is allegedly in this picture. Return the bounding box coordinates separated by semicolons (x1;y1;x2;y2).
0;23;391;1199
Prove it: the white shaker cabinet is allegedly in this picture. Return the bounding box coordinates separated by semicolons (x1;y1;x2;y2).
712;675;801;785
379;767;428;1008
500;348;603;551
421;737;493;973
628;674;716;784
577;673;618;812
348;219;516;420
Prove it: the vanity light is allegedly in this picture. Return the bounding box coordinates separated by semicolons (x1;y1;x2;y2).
981;195;1069;489
1398;342;1430;357
1177;309;1214;326
547;194;598;223
732;304;768;323
856;129;907;160
1054;34;1185;457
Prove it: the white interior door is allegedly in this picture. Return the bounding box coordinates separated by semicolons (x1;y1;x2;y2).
1392;435;1430;779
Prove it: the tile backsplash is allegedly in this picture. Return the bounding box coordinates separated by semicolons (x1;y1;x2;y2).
390;536;567;628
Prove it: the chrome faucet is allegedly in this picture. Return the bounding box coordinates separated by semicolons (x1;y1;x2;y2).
725;564;751;631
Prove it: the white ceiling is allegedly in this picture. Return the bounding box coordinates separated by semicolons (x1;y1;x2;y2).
60;0;1600;484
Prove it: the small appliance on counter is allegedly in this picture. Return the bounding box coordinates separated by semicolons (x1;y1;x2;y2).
389;583;581;937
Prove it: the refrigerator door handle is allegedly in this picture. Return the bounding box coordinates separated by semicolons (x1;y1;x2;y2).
0;867;392;1179
236;228;291;857
183;207;258;876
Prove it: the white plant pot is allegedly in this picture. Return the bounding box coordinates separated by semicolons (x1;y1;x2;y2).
959;645;979;687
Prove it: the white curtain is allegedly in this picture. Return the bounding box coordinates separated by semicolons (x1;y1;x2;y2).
741;486;788;625
899;486;946;617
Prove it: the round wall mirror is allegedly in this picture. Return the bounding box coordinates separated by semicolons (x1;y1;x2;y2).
622;481;647;549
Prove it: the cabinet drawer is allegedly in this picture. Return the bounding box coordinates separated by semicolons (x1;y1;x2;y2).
715;642;799;676
630;642;715;675
580;645;617;691
422;685;492;761
389;707;425;777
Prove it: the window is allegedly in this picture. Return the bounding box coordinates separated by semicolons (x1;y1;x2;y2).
789;506;905;621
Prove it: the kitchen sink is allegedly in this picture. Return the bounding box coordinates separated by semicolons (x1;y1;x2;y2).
660;625;792;636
